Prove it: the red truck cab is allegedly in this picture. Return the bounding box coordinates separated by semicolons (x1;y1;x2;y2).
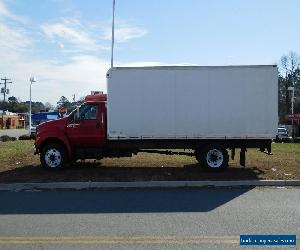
35;94;107;169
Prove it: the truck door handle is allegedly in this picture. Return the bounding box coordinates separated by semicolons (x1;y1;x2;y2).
96;122;100;128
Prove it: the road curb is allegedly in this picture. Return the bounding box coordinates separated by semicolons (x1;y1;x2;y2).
0;180;300;191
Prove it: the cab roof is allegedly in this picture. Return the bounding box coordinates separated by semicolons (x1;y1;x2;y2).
85;94;107;103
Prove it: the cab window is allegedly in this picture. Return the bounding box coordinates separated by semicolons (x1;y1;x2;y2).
78;104;98;120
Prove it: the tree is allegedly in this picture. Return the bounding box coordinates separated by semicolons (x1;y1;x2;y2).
57;96;70;108
2;96;28;113
278;51;300;123
69;96;85;111
44;102;54;112
8;96;17;103
0;97;47;113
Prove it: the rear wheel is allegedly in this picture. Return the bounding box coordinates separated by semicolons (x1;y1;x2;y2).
196;145;229;171
40;143;68;170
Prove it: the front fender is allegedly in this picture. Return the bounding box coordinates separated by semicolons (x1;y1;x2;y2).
35;131;72;159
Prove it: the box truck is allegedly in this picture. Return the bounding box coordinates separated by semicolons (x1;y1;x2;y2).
35;65;278;171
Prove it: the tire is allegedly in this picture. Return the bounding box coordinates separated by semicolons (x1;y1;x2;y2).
40;143;68;170
196;145;229;171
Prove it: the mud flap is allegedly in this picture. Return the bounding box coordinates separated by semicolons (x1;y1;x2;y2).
231;148;235;160
240;147;247;167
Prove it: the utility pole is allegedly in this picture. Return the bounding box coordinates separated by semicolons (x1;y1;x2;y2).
111;0;116;68
0;78;12;129
288;86;295;139
29;77;36;134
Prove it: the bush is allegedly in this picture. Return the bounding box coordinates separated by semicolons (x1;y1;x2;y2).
0;135;17;142
19;134;33;140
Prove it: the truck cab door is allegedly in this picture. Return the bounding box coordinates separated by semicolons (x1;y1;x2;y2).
66;103;105;147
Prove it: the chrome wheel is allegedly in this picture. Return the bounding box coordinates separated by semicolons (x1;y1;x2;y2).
45;148;62;168
206;149;224;168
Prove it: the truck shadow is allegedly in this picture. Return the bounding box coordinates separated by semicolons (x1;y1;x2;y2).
0;162;265;183
0;163;263;214
0;186;254;214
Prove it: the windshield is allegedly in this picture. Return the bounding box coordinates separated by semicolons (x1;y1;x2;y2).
278;128;287;134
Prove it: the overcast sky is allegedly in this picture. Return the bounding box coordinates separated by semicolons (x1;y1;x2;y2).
1;0;300;104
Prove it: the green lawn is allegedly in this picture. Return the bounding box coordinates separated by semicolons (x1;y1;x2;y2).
247;143;300;165
0;140;39;171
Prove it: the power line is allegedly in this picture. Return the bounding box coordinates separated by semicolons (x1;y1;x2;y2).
0;77;12;128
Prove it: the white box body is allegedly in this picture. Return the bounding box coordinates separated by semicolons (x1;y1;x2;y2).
107;66;278;140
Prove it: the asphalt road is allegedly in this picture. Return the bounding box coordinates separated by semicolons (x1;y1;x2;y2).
0;187;299;250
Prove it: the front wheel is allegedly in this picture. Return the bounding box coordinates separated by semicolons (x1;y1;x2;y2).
40;143;68;170
196;145;229;171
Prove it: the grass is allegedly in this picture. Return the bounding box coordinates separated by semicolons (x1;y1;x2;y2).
245;143;300;179
0;140;39;169
0;140;299;182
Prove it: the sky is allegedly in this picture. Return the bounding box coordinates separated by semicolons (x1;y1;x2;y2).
0;0;300;105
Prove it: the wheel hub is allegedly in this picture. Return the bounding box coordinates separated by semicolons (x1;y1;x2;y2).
206;149;224;168
45;148;62;168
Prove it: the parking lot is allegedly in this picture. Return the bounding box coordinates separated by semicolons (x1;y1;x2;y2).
0;129;28;139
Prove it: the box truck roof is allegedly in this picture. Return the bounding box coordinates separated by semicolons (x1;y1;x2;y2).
108;65;277;70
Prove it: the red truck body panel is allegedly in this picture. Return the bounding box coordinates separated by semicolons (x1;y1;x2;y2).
35;118;73;158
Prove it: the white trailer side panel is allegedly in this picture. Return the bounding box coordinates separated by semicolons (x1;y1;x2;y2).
107;66;278;140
